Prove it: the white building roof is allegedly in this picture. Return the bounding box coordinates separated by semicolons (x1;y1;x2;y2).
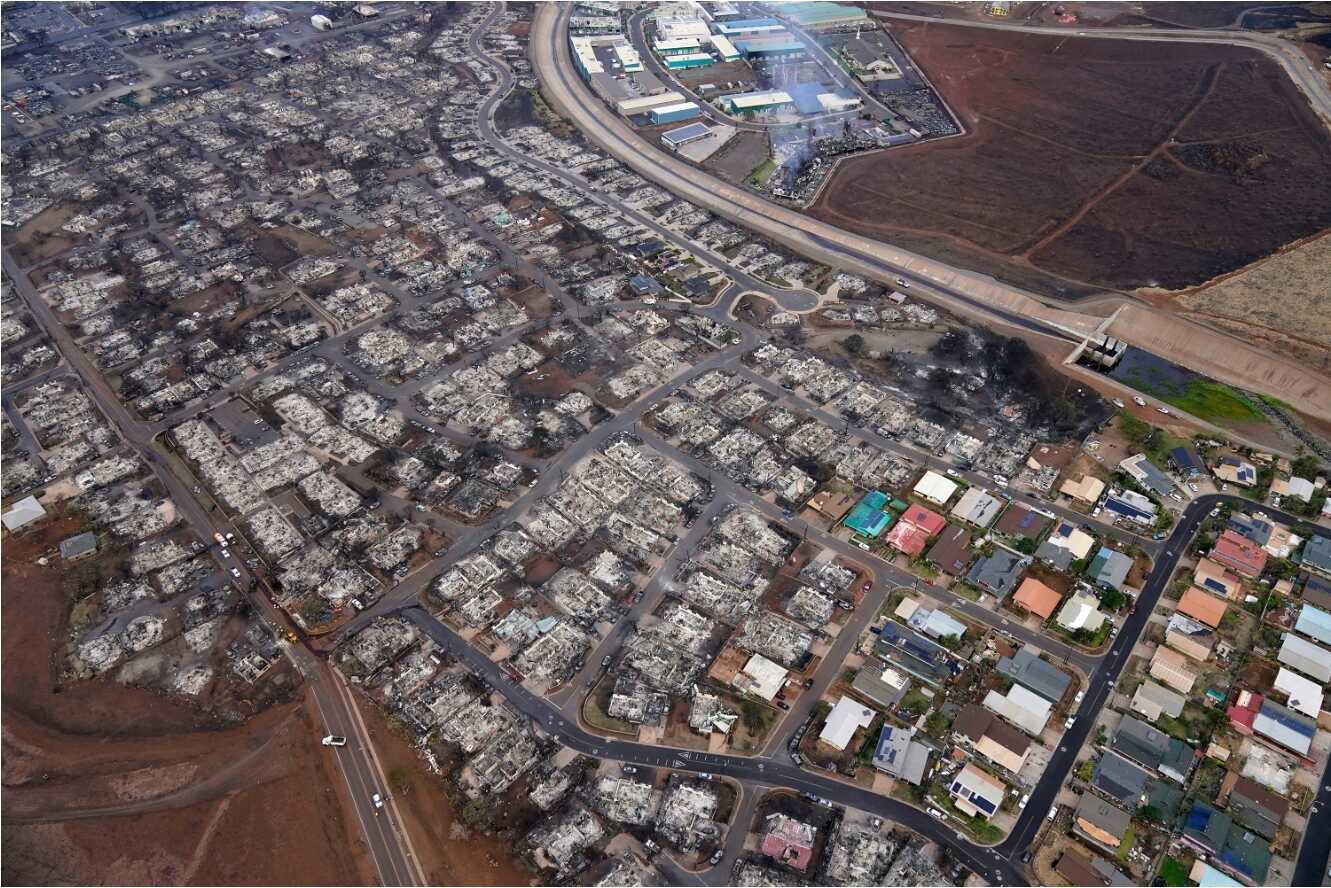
616;91;686;114
819;696;876;751
741;653;787;701
913;470;959;505
710;34;739;57
1278;633;1331;683
950;486;1004;527
2;495;46;531
1274;667;1324;719
983;684;1051;736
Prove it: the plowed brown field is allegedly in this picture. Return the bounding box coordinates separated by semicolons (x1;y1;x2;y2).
808;21;1331;295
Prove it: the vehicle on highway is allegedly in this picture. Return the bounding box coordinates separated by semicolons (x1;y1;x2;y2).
895;277;909;288
371;792;384;812
322;735;347;746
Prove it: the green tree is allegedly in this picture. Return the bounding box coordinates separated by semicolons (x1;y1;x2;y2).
842;333;865;356
1100;588;1127;612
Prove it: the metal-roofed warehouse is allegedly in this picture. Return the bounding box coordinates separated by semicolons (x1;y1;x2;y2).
725;89;794;114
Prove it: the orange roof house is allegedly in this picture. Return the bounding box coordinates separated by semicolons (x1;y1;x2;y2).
1177;587;1228;629
1013;577;1063;621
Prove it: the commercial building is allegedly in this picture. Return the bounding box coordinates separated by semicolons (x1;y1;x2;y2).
649;101;702;123
782;2;870;30
665;52;715;70
715;17;786;36
661;122;714;150
725;89;794;114
735;35;805;58
654;36;703;55
616;90;687;116
710;34;740;61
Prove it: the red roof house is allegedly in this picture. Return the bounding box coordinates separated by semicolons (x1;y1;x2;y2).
886;520;930;557
1227;690;1263;733
901;504;947;537
1210;530;1267;578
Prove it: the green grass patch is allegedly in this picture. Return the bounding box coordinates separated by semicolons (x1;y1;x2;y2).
747;155;777;187
1159;857;1189;887
1123;373;1266;426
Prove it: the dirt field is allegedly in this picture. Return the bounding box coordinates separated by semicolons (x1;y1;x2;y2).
1172;231;1331;373
1;517;369;886
807;21;1331;296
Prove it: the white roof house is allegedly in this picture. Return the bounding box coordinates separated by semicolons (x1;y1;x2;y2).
913;471;959;506
951;486;1004;528
2;495;46;531
738;653;787;701
1274;667;1324;719
1278;633;1331;683
819;696;876;751
983;684;1052;736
